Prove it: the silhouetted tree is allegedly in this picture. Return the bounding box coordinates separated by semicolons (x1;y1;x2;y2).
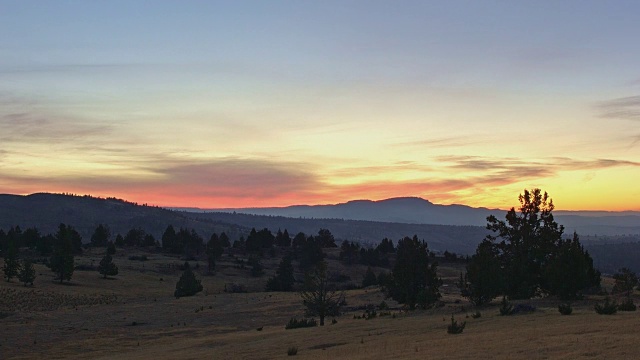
174;262;203;298
22;227;41;250
613;267;638;298
219;232;231;248
466;189;600;300
543;232;600;300
90;224;111;247
98;254;118;279
124;228;145;247
460;239;503;305
276;229;292;247
386;235;441;309
246;228;275;254
300;261;344;326
298;236;324;271
292;232;306;249
50;224;77;283
339;241;360;265
162;225;178;253
114;234;124;248
18;259;36;286
2;236;20;282
316;229;337;248
141;234;157;247
266;255;295;291
206;233;224;273
376;238;395;253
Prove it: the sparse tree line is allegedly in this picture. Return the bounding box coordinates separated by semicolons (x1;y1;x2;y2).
3;189;637;327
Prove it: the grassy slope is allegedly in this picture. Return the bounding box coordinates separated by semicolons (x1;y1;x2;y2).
1;249;638;359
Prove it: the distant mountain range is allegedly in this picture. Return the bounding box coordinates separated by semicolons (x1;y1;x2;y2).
179;197;640;237
1;193;638;257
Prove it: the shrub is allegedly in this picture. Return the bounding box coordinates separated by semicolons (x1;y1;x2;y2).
128;255;148;261
618;298;637;312
499;296;514;316
285;317;317;329
287;346;298;356
594;297;618;315
378;300;389;310
447;315;466;334
558;303;573;315
471;311;481;319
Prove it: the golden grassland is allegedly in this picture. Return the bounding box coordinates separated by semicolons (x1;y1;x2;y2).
1;248;639;359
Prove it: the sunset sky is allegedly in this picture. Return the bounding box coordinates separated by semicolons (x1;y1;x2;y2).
1;1;639;210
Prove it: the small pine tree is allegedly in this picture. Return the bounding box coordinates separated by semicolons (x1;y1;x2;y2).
499;296;514;316
447;315;466;334
18;259;36;286
174;262;203;298
98;254;119;279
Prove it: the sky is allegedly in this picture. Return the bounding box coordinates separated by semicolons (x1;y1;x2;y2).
1;1;639;211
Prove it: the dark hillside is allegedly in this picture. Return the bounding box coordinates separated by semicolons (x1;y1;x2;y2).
0;193;247;241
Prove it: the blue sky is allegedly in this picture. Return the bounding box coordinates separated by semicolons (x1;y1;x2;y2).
1;1;639;209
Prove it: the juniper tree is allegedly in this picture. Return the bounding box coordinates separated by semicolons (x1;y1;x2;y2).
98;254;119;279
174;262;203;298
18;259;36;286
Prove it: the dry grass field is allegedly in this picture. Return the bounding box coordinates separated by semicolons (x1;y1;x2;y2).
2;248;639;359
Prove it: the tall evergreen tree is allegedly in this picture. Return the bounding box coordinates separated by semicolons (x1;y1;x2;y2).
50;223;76;283
2;237;20;282
386;235;441;309
466;189;600;301
90;224;111;247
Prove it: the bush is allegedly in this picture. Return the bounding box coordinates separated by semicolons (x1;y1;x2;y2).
558;303;573;315
499;296;514;316
594;297;618;315
471;311;481;319
287;346;298;356
447;315;466;334
285;317;317;329
618;298;636;312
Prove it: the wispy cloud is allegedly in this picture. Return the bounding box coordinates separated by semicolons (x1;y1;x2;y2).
597;95;640;121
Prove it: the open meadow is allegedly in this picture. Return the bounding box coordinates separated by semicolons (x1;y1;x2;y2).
2;248;639;359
